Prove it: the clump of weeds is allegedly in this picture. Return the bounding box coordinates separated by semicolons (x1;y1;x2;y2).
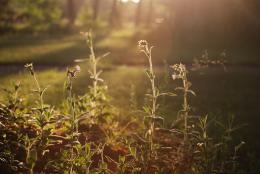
0;32;246;174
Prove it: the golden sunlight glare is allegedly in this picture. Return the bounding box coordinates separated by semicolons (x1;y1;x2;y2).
121;0;140;3
132;0;140;3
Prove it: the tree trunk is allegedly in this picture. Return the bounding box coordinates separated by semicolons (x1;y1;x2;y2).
110;0;120;27
146;0;154;27
135;0;143;26
92;0;100;21
67;0;76;25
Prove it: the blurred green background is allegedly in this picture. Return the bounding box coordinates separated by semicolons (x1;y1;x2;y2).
0;0;260;170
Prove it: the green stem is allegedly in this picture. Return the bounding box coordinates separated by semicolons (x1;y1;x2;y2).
88;36;97;98
147;47;156;157
86;33;99;123
183;78;188;141
33;74;43;110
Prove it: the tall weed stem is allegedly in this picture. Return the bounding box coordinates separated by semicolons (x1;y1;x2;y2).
138;40;157;155
171;63;194;142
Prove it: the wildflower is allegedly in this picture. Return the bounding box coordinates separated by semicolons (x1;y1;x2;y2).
67;65;81;78
24;63;34;75
171;63;187;80
138;40;148;51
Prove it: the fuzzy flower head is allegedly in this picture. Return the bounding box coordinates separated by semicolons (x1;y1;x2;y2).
171;63;187;80
24;63;34;76
138;40;149;52
67;65;81;78
80;31;92;46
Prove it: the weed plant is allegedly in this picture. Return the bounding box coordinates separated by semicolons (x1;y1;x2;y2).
0;33;246;174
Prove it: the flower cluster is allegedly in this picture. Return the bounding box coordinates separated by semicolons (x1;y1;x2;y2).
67;65;81;78
138;40;149;52
24;63;34;76
171;63;187;80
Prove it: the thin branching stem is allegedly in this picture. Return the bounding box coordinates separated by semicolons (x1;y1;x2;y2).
88;35;98;98
183;74;188;141
138;40;157;156
66;66;80;139
171;63;191;142
32;68;44;110
148;47;156;154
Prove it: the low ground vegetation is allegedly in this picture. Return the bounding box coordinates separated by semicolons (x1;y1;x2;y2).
0;32;247;174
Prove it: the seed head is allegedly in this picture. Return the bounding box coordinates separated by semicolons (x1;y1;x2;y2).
171;63;187;80
138;40;148;51
24;63;34;76
67;65;81;78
